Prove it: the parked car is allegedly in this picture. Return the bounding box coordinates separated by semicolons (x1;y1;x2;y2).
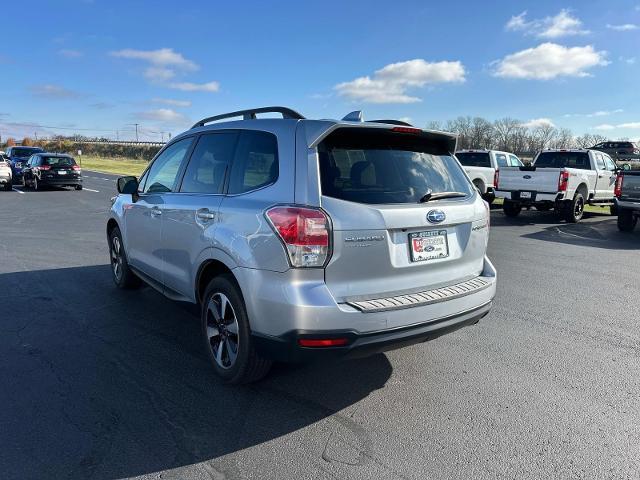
495;149;618;223
614;166;640;232
0;157;12;191
22;153;83;190
107;106;497;384
455;149;523;203
591;141;639;159
5;146;44;185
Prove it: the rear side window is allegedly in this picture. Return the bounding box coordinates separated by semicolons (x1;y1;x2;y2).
228;131;278;194
494;154;508;167
144;137;193;193
319;128;472;204
534;152;591;170
42;156;76;167
180;132;238;194
595;154;606;170
456;152;491;168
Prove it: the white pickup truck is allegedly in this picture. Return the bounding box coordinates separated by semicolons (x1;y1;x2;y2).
495;149;618;223
455;149;523;204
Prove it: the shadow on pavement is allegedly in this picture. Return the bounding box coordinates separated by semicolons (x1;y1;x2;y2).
520;219;640;250
0;265;392;479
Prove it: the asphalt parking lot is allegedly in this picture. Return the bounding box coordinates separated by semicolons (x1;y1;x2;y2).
1;173;639;480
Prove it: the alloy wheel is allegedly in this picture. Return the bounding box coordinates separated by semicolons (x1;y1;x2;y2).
206;292;240;369
110;235;123;282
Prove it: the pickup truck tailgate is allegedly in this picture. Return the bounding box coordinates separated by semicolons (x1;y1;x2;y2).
620;171;640;202
498;167;561;192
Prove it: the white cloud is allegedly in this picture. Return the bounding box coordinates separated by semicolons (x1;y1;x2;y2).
506;9;589;39
29;84;82;99
58;49;83;58
136;108;188;124
168;81;220;92
151;98;192;107
594;124;615;131
593;122;640;131
493;43;608;80
110;48;198;71
618;122;640;129
607;23;639;31
334;59;466;104
588;109;623;117
621;57;637;65
143;66;176;82
521;118;555;129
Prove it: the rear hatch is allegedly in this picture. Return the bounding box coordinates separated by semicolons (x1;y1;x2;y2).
317;127;488;302
41;156;81;179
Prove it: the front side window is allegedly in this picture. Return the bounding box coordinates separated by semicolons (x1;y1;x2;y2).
319;129;472;204
180;132;238;194
143;137;193;194
509;155;522;167
228;131;278;194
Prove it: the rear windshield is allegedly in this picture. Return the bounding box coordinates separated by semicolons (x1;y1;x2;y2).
534;152;591;170
42;156;76;167
318;128;472;204
455;152;491;168
12;147;43;158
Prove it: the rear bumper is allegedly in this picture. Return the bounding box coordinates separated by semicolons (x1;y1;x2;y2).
615;198;640;212
253;301;492;362
495;190;563;203
39;177;82;186
237;256;497;362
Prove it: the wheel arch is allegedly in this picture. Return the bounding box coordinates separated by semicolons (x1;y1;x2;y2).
195;251;239;305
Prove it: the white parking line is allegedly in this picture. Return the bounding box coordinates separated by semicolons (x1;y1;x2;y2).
83;188;100;193
12;187;25;194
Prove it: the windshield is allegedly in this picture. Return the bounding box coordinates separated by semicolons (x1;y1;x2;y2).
534;152;590;170
318;129;473;204
42;156;76;167
12;147;43;158
455;152;491;168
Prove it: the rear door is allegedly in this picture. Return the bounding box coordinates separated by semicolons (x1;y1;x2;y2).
317;127;486;303
125;137;194;283
160;131;238;298
594;152;613;199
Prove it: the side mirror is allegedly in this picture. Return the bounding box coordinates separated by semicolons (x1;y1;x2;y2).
117;176;139;196
623;163;632;171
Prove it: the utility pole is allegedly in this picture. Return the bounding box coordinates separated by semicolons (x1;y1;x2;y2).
126;123;140;142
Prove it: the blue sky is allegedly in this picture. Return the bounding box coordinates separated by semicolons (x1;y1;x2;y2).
1;0;639;142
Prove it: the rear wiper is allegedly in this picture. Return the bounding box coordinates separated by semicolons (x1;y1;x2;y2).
419;191;467;203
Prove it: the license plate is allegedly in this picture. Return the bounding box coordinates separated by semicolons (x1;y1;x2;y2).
58;170;67;175
520;191;532;199
409;230;449;262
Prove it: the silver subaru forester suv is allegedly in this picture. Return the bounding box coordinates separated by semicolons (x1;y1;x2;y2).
107;107;496;383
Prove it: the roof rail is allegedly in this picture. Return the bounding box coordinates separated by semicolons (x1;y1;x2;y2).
191;106;305;129
369;119;413;127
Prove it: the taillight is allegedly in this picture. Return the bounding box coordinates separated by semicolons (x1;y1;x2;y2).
266;206;331;268
38;165;51;171
72;165;81;171
558;171;569;192
614;173;624;198
493;169;500;189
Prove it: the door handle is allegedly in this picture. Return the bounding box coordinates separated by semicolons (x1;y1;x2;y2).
196;208;216;221
150;206;162;217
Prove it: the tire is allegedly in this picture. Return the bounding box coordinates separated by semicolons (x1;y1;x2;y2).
482;192;495;205
503;200;522;218
610;204;618;216
536;204;552;212
617;210;637;232
201;274;272;384
564;193;585;223
3;181;10;191
108;227;141;289
75;184;83;191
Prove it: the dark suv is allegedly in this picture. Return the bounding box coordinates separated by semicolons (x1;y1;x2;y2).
5;146;44;184
590;141;639;159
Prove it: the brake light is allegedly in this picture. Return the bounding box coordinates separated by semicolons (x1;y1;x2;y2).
392;126;422;134
558;171;569;192
298;338;348;348
266;206;331;267
38;165;51;171
72;165;81;172
614;173;624;198
494;169;500;189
